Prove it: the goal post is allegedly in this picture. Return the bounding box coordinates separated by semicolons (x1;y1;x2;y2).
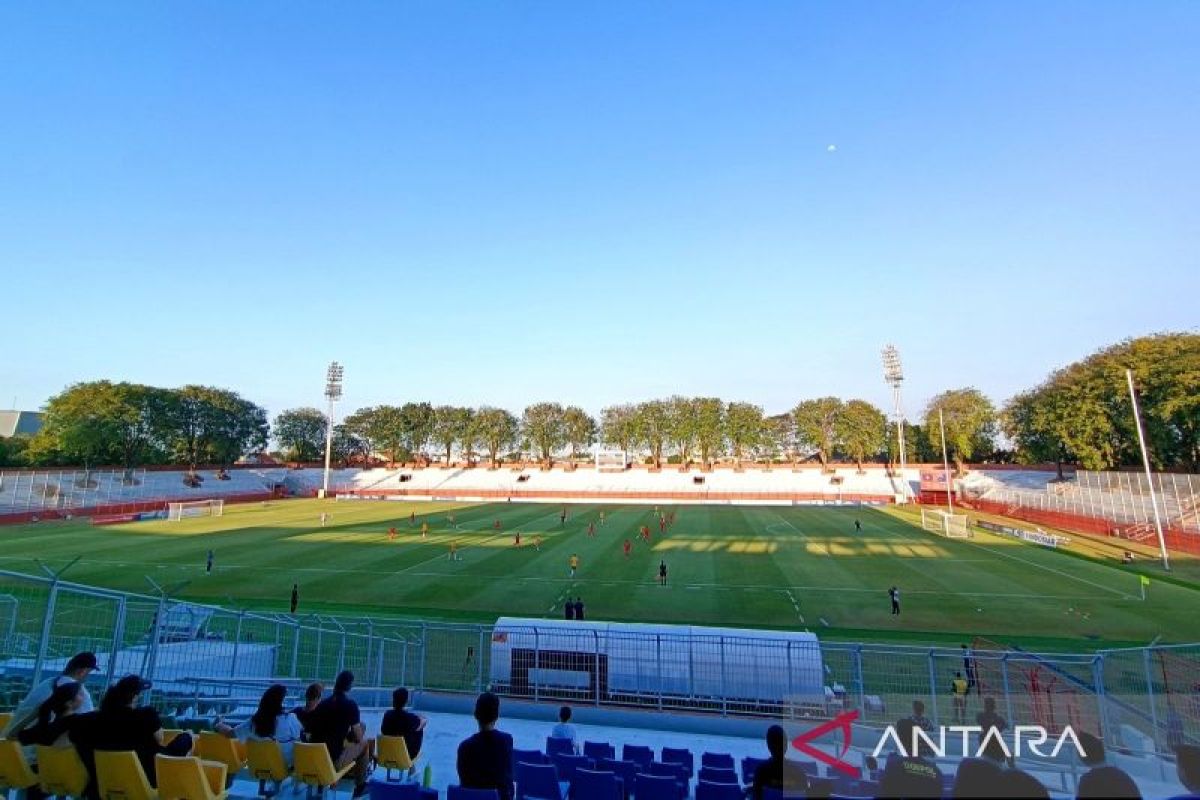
167;499;224;521
921;507;971;538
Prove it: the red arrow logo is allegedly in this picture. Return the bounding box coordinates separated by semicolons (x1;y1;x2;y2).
790;710;861;778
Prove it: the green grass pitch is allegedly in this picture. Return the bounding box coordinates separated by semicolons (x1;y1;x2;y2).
3;499;1198;649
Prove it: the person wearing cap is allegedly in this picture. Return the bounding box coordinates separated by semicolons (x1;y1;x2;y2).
306;671;370;798
2;651;98;739
89;674;193;786
456;692;514;800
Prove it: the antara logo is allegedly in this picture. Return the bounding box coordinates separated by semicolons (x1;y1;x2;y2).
790;710;861;778
871;724;1087;761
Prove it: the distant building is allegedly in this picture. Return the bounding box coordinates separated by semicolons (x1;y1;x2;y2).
0;411;44;438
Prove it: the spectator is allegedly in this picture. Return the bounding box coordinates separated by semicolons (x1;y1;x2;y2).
89;674;192;786
879;719;943;799
574;598;585;620
909;700;932;731
3;652;98;738
951;672;969;724
456;692;514;800
1077;732;1106;767
975;697;1009;765
996;768;1049;799
1076;765;1141;799
293;682;324;735
1177;744;1200;796
306;672;371;798
950;757;1004;798
381;687;427;770
15;680;94;797
550;706;579;754
215;684;303;769
565;601;575;620
751;724;809;800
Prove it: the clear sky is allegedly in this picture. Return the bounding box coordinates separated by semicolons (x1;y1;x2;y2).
3;1;1197;421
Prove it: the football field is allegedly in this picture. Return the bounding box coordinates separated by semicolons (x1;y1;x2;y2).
2;499;1198;649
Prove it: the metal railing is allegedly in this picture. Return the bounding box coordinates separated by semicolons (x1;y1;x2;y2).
0;569;1196;761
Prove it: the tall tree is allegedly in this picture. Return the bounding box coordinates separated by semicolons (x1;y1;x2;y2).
459;409;481;466
274;408;328;462
32;381;174;470
666;396;698;466
835;399;887;472
923;388;997;473
766;413;798;465
341;407;382;465
562;406;597;462
633;400;671;468
724;402;764;467
398;402;435;462
168;386;268;470
793;397;844;469
476;406;519;468
600;404;638;456
522;402;567;466
344;405;406;464
693;397;725;469
432;405;473;465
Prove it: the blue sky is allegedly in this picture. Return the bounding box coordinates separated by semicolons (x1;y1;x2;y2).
3;1;1197;421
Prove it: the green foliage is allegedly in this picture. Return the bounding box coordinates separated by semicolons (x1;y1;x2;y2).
475;406;519;467
273;407;327;462
924;388;997;472
343;405;406;464
792;397;843;468
168;385;268;469
693;397;725;468
432;405;474;464
666;396;698;466
632;400;671;468
724;401;764;466
562;406;597;460
521;402;566;465
836;399;887;470
0;434;30;467
398;402;435;461
600;404;638;455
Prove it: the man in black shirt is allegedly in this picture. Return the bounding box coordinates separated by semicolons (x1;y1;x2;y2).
457;692;514;800
573;598;585;620
751;725;809;799
292;682;324;736
86;675;192;786
306;671;370;797
381;687;427;768
880;719;943;799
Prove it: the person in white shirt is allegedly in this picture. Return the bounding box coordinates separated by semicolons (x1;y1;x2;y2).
550;706;579;754
216;684;303;770
1;651;97;738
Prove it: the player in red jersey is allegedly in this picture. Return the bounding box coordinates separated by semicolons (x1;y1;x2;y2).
388;527;397;541
623;539;632;558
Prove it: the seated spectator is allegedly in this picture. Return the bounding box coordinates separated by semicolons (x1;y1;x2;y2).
293;682;324;736
89;674;192;786
1177;744;1200;796
951;757;1004;798
16;682;90;749
975;697;1009;765
1076;765;1141;799
306;671;370;798
997;768;1049;799
456;692;514;800
550;706;579;754
3;652;98;738
879;719;943;799
215;684;303;768
381;687;427;769
1077;732;1107;767
909;700;932;731
751;724;809;800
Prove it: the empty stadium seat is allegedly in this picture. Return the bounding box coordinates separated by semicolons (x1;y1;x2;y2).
155;754;228;800
551;753;594;782
659;748;693;779
697;767;737;785
570;768;623;800
700;753;733;771
95;750;156;800
621;746;653;769
583;742;615;762
696;781;743;800
35;744;90;798
515;761;566;800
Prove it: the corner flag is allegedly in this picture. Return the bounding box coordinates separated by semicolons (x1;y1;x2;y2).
1140;574;1151;586
1140;573;1150;601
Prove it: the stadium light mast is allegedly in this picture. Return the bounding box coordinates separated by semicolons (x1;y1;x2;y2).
881;345;909;501
322;361;344;498
1126;369;1170;571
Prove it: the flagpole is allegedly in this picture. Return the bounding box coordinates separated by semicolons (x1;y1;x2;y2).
1126;369;1170;572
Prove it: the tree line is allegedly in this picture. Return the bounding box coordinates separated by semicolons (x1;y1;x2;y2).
4;333;1195;473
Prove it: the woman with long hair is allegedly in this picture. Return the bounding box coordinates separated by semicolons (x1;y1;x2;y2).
217;683;303;769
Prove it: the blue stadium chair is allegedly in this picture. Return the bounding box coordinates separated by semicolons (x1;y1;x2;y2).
740;757;766;786
829;777;878;799
583;743;615;762
697;768;738;785
622;746;654;770
551;754;594;783
513;749;550;775
570;769;623;800
659;749;693;779
516;762;567;800
597;759;638;797
369;782;422;800
696;781;743;800
633;773;681;800
546;738;575;758
700;753;734;771
448;787;499;800
646;761;687;789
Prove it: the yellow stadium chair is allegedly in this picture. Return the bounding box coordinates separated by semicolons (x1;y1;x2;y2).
245;739;292;797
293;742;353;799
95;750;158;800
36;744;90;798
0;739;38;794
197;732;246;777
155;755;228;800
376;736;417;783
0;712;13;734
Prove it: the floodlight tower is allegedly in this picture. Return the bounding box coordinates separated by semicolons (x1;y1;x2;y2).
882;345;909;501
322;361;344;498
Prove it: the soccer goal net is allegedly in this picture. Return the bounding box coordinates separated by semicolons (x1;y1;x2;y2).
167;499;224;520
921;507;971;538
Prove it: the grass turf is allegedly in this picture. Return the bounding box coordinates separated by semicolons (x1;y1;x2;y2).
2;498;1198;649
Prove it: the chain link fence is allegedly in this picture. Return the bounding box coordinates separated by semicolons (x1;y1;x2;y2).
1;569;1196;760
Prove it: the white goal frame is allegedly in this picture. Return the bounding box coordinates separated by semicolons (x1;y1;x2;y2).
167;499;224;521
921;507;970;538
